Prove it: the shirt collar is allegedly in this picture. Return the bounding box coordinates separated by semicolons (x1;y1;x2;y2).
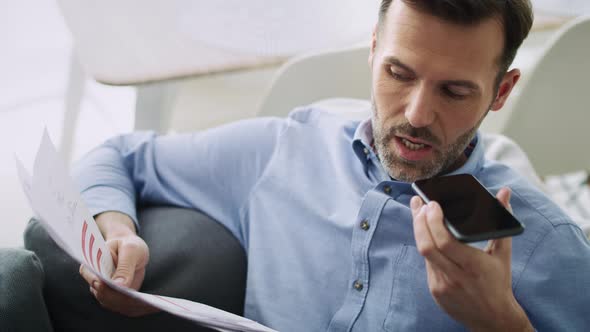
352;118;375;164
351;118;486;180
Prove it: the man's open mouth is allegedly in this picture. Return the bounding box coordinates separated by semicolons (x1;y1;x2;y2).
398;135;433;149
393;136;434;161
401;137;428;150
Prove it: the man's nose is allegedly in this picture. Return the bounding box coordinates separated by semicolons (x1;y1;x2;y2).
404;84;436;128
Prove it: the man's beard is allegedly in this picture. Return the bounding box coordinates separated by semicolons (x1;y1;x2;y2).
371;101;483;183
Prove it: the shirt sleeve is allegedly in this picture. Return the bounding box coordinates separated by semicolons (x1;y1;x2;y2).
72;117;287;244
514;223;590;330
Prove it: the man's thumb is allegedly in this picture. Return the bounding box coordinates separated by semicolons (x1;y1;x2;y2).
489;187;513;260
496;187;512;213
111;245;137;287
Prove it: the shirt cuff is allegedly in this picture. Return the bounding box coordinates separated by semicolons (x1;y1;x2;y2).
80;185;139;231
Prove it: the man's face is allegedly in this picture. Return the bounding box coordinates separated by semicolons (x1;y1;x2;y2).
369;1;517;182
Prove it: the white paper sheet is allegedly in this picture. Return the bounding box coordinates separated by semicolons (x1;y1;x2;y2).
15;129;277;332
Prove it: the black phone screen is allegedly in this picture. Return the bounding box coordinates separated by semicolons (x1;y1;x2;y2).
412;174;524;242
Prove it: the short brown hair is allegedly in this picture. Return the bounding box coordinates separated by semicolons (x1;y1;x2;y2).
377;0;534;85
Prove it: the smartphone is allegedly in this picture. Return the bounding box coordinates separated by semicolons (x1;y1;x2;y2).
411;174;524;243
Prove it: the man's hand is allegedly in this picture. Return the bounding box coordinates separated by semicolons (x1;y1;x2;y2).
78;211;159;317
411;187;533;331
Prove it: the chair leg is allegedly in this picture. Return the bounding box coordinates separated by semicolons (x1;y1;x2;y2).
60;50;86;162
134;82;178;133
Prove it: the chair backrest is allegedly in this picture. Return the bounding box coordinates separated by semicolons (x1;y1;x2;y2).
256;45;372;117
501;16;590;176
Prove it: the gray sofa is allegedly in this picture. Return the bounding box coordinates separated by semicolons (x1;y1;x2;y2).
2;206;247;332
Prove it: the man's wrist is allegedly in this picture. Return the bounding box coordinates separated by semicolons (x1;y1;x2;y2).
505;307;534;332
471;296;533;332
95;211;137;238
502;296;534;332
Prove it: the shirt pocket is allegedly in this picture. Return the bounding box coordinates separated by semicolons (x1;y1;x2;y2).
382;245;465;331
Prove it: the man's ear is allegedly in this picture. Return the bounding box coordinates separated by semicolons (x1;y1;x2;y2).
369;25;378;67
491;68;521;111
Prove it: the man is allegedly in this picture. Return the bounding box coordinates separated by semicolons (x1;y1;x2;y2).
72;0;589;331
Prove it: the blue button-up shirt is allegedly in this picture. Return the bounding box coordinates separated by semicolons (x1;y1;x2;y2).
74;106;590;331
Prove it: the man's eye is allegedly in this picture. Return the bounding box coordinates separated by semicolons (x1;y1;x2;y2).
443;86;470;99
388;67;412;81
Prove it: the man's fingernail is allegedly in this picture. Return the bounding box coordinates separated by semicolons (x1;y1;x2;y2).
92;280;98;289
114;277;125;284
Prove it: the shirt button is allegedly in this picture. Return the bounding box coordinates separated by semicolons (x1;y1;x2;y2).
360;220;370;231
383;185;392;195
363;148;369;155
353;280;364;291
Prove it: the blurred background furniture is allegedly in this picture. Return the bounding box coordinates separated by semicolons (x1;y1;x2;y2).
257;45;371;117
55;0;380;160
500;16;590;177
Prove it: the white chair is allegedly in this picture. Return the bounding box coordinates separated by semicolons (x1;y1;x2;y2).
256;45;372;117
501;16;590;177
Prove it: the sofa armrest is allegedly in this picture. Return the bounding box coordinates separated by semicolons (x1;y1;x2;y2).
24;206;247;332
